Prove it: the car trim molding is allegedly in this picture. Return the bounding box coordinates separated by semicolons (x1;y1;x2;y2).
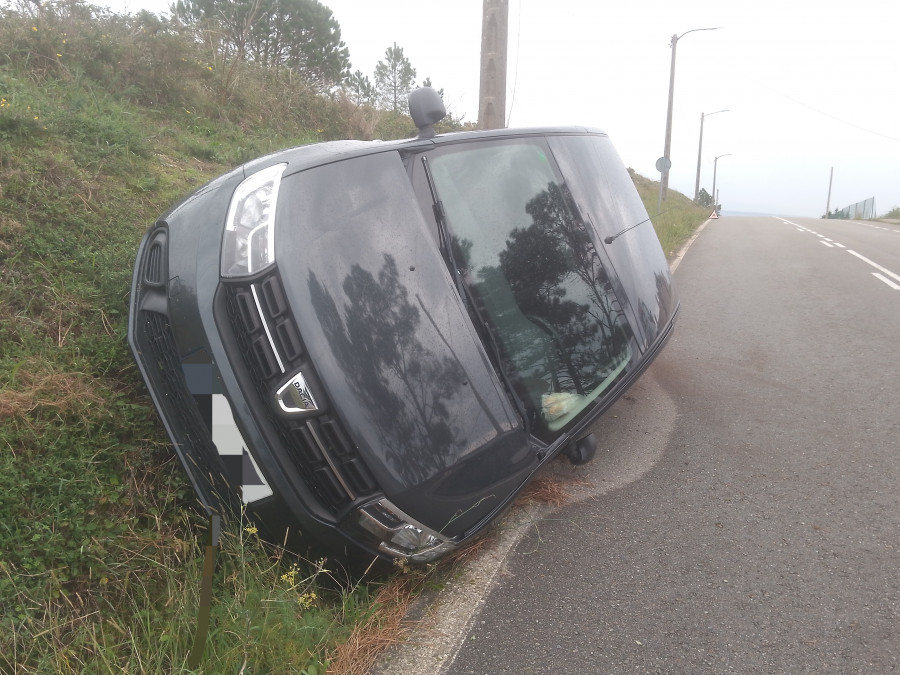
251;284;285;373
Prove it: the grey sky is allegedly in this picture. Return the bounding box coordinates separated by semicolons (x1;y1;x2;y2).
104;0;900;217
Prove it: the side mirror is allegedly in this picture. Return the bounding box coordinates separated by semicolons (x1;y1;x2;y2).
408;87;446;139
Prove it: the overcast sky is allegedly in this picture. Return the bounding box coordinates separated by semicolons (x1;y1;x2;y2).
103;0;899;218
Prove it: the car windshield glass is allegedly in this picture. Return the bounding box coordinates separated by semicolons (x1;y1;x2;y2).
428;140;633;442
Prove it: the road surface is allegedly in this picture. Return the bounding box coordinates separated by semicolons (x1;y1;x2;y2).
373;215;899;674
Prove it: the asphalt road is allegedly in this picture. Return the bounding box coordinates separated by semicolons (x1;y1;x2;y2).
374;215;899;674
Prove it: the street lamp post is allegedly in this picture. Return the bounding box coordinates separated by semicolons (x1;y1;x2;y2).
711;153;732;213
657;26;720;213
694;109;728;202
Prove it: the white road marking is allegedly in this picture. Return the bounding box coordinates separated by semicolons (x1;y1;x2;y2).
846;249;900;285
775;217;898;292
872;273;900;291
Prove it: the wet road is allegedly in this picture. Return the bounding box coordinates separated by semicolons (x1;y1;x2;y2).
378;215;900;674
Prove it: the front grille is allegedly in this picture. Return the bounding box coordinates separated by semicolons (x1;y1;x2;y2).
222;272;376;512
133;310;235;514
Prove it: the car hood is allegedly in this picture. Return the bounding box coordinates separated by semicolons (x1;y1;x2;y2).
275;149;535;535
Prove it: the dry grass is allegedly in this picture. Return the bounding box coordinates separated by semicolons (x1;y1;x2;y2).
516;473;572;507
516;466;595;508
0;213;25;253
0;359;104;421
324;534;491;674
326;571;419;675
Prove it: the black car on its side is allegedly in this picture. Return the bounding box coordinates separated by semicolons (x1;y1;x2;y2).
128;88;678;563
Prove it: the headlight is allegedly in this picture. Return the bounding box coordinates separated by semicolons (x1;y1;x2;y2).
221;163;287;277
358;499;456;563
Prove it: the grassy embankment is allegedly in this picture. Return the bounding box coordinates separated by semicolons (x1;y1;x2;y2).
628;169;712;259
0;2;707;672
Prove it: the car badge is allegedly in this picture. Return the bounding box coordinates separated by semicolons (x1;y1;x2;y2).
275;372;319;414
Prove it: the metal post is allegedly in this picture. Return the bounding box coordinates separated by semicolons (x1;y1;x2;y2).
694;109;728;202
825;167;833;217
712;153;731;213
694;112;705;203
656;27;720;212
711;156;718;211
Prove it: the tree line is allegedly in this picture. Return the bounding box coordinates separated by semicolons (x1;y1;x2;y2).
173;0;436;113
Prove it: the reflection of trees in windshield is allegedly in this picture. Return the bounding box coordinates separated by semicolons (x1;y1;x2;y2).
307;254;465;485
474;181;629;400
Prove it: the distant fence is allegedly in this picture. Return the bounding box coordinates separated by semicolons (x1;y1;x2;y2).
830;197;876;219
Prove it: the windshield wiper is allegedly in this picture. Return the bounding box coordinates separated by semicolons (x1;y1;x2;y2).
603;208;673;244
420;155;531;433
421;156;467;297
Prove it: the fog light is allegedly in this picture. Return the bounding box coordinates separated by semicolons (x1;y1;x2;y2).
358;499;456;562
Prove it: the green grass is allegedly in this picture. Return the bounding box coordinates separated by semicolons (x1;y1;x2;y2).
0;2;708;672
0;6;384;671
628;168;712;259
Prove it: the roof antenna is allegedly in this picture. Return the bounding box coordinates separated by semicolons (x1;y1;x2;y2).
408;87;446;139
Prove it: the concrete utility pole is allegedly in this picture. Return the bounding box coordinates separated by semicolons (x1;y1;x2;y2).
478;0;508;130
658;32;679;208
657;27;719;212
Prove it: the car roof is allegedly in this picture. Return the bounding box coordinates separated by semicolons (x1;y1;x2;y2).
243;126;609;178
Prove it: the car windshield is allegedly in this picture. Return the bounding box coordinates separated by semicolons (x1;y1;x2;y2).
428;139;633;442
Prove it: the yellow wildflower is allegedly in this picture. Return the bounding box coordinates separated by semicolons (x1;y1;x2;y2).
280;563;299;585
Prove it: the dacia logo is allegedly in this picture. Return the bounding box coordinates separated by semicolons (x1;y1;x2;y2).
291;379;314;408
275;372;319;414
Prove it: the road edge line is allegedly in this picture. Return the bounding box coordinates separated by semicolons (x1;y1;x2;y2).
670;217;714;273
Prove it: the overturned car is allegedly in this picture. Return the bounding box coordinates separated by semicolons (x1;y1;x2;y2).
128;88;678;563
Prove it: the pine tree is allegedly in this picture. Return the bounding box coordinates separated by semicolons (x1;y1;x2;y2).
374;42;416;112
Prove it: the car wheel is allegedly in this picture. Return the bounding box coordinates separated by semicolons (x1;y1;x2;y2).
564;434;598;465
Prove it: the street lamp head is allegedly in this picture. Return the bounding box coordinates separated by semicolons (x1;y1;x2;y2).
675;26;722;42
